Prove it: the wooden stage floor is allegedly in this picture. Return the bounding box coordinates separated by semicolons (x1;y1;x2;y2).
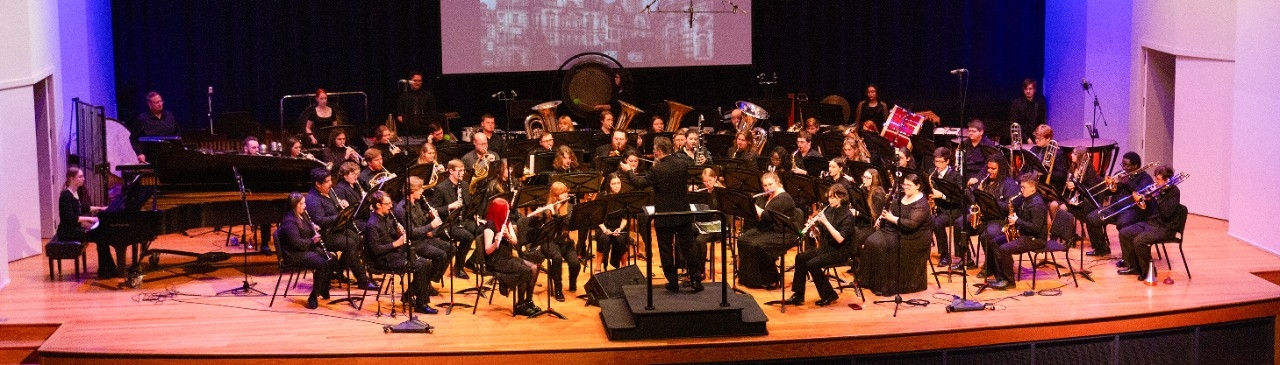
3;215;1280;364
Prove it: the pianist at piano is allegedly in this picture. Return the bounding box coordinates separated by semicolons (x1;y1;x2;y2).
56;167;107;278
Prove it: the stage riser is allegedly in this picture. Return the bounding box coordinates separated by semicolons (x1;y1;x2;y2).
600;283;769;341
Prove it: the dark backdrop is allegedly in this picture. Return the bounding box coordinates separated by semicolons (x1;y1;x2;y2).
112;0;1043;137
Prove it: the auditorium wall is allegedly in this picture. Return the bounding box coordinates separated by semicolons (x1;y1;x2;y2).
1228;1;1280;253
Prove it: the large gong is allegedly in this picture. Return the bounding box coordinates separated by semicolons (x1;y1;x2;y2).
555;52;627;118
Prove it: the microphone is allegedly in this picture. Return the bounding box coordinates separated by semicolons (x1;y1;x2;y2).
397;79;409;84
950;68;968;75
510;90;517;98
491;91;505;98
208;86;213;95
1081;78;1092;91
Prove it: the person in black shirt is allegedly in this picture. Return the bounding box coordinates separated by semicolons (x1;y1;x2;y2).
1083;152;1152;257
926;147;965;267
619;137;700;292
593;173;631;271
853;84;889;128
1010;79;1047;143
986;173;1048;290
365;191;438;314
737;172;800;289
726;130;758;160
299;89;346;146
394;176;451;287
787;184;858;306
278;192;336;309
305;167;378;291
1116;165;1181;280
131;92;178;163
430;159;481;279
1027;124;1068;190
959;120;1000;185
395;71;437;133
57;167;108;277
971;156;1021;276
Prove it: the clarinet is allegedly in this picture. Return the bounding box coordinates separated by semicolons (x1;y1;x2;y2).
301;212;332;257
388;212;414;260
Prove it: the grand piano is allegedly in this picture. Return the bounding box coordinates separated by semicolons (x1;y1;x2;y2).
98;138;323;283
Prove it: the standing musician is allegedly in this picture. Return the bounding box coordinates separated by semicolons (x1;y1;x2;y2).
431;159;481;279
927;147;965;267
370;125;404;159
859;173;932;296
825;157;857;192
477;114;506;156
394;176;451;288
594;131;635;171
131;91;178;163
1027;124;1067;189
787;184;857;306
1010;79;1047;143
593;173;631;271
365;191;438;315
726;130;757;160
790;131;822;175
480;201;542;317
853;84;889;128
57;167;108;278
985;173;1048;290
299;89;346;146
278;192;336;309
1083;152;1152;258
394;71;437;126
323;129;363;166
461;133;501;181
305;167;378;291
959;120;1000;184
736;172;799;290
970;156;1020;275
1116;165;1181;280
619;137;701;292
528;182;579;301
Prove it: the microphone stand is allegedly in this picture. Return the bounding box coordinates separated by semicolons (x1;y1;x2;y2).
872;166;927;317
218;166;267;296
1084;82;1107;148
386;161;434;333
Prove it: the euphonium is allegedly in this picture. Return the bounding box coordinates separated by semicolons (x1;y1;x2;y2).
524;113;545;140
617;100;643;131
665;100;693;133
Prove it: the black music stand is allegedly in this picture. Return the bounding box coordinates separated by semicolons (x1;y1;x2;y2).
529;216;568;319
555;172;603;196
930;177;968;280
641;132;673;155
712;157;754;171
529;151;556;174
515;185;549;209
802;156;829;176
722;166;763;193
760;209;800;313
436;199;477;313
596;155;624;175
715;189;759;291
217;166;267;296
568;197;608;302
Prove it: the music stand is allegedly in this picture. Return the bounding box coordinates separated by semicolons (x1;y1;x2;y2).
529;216;568;319
530;151;556;174
930;177;968;280
568;197;609;302
712;157;754;171
802;156;829;177
516;185;549;210
760;209;800;313
722;166;763;193
555;172;603;196
641;132;673;155
596;155;624;175
715;189;758;290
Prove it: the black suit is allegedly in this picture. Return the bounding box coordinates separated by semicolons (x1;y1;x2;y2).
621;153;699;284
737;191;799;287
395;198;452;282
430;178;481;270
278;213;335;299
989;194;1048;283
1119;186;1180;275
926;166;966;259
364;212;433;306
306;188;370;284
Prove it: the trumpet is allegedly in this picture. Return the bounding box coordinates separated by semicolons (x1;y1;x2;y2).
345;146;364;164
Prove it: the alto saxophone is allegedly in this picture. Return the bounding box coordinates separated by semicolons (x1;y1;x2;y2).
1002;197;1019;241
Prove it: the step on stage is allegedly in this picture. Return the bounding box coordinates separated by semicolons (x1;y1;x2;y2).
599;283;768;340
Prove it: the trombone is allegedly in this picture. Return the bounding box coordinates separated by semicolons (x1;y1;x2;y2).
1097;172;1189;220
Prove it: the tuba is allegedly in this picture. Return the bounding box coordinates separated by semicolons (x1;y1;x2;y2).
524;114;545;140
665;100;693;133
617;100;643;131
736;101;770;155
532;100;561;133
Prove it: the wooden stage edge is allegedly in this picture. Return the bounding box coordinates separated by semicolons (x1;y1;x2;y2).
5;214;1280;364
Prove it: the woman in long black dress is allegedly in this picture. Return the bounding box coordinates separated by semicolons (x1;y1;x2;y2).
593;173;631;271
57;167;107;277
853;84;889;129
481;200;542;316
858;173;932;296
277;192;336;309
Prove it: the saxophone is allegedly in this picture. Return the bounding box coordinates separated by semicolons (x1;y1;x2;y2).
1002;197;1020;240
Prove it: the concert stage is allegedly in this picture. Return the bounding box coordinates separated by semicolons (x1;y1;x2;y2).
3;214;1279;364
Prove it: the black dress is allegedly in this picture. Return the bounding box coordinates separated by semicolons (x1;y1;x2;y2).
859;194;932;296
59;189;107;276
737;191;799;288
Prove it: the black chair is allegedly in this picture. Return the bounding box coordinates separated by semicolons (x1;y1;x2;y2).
763;208;805;313
356;243;413;317
268;231;312;307
1019;209;1079;289
1152;204;1190;278
45;240;88;281
822;257;865;302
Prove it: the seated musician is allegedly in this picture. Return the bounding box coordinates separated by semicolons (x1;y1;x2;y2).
683;129;712;165
894;147;916;170
534;133;555;154
1083;152;1152;258
960;119;1000;185
984;173;1048;290
766;147;790;173
618;137;699;292
842;135;871;164
364;191;438;314
552;145;580;173
369;125;403;158
694;168;726;251
130;92;178;163
593;173;631;271
926;147;965;267
851;168;887;257
394;176;451;289
323;129;363;166
431;159;481;279
557;115;575;132
462;133;501;180
286;137;325;165
728;108;745;132
790;131;822;175
1057;148;1101;219
241;136;261;155
737;172;799;289
803;117;822;136
649;115;665;134
480;202;542;316
1027;124;1067;189
57;167;108;278
305;167;378;291
859;173;932;296
726;130;757;160
1117;165;1181;280
787;184;857;306
598;110;615;135
671;128;691;163
359;149;391;187
967;154;1018;274
426;122;455;146
594;131;634;170
278;192;336;309
825;158;857;192
416;141;438;167
527;182;579;301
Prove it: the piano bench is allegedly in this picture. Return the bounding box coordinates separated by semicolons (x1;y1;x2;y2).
45;240;88;281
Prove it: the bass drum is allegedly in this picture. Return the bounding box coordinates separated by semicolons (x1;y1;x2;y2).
105;117;139;180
